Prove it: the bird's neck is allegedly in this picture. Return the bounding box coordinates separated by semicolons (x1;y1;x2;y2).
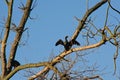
65;38;68;43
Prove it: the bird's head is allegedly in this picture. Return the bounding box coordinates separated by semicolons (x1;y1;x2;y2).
65;36;69;43
65;36;68;39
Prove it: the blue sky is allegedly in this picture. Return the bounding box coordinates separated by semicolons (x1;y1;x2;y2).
0;0;120;80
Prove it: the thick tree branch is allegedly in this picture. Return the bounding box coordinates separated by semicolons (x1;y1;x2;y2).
4;62;49;80
4;62;63;80
28;0;108;79
71;0;107;40
7;0;33;74
29;38;107;80
1;0;13;78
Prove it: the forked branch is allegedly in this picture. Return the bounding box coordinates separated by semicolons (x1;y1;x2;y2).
28;0;108;79
7;0;33;74
1;0;13;78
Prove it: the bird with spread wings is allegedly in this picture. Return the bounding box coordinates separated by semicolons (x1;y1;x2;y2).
55;36;80;51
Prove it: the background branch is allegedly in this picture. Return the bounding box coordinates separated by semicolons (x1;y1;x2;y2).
71;0;107;40
1;0;13;78
28;0;108;79
108;0;120;14
7;0;33;74
5;62;50;80
29;38;107;79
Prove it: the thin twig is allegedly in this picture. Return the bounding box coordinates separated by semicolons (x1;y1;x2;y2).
108;0;120;14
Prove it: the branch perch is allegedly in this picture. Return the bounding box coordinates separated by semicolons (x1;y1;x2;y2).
7;0;33;74
1;0;13;78
28;0;108;79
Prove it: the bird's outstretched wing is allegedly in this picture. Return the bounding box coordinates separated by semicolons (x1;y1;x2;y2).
55;39;64;46
74;40;80;45
70;39;80;46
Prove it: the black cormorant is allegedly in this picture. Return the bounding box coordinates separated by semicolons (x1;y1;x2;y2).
12;60;20;68
55;36;80;51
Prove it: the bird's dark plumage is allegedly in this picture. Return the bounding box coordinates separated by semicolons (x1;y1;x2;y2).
12;60;20;68
55;39;64;46
70;39;80;45
55;36;80;51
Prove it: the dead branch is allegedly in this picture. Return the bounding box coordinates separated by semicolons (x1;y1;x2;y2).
7;0;33;75
28;0;108;79
1;0;13;78
28;38;107;80
108;0;120;14
84;75;103;80
71;0;107;40
4;62;51;80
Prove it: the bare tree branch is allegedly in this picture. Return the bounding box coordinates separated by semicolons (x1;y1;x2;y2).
4;62;50;80
28;0;108;79
104;4;109;27
7;0;33;74
1;0;120;80
71;0;107;40
29;38;107;80
108;0;120;14
113;44;119;75
1;0;13;78
84;75;103;80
